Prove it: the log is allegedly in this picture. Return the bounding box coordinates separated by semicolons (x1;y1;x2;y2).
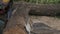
3;5;28;34
14;2;60;16
29;4;60;16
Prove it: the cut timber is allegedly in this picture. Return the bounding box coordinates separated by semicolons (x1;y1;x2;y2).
14;2;60;16
3;5;29;34
3;12;27;34
29;16;60;34
30;16;60;30
29;4;60;16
